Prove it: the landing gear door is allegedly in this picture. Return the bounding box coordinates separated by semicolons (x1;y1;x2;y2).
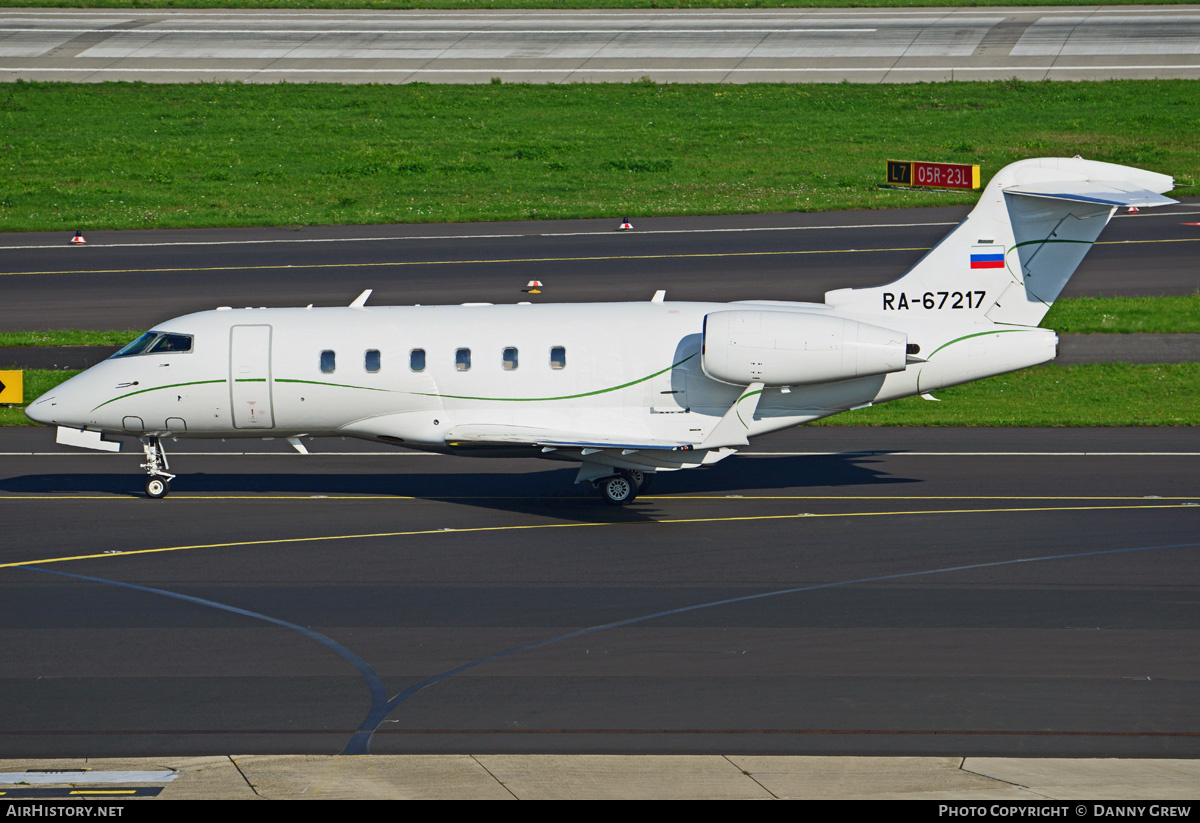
230;324;274;429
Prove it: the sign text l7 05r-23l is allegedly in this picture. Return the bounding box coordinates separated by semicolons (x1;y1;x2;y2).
887;160;980;190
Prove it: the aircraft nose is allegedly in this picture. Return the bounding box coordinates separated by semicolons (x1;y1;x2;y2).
25;376;86;427
25;387;62;425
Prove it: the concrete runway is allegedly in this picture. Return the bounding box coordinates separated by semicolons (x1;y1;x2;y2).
2;200;1198;332
2;6;1200;84
4;753;1200;799
2;426;1198;758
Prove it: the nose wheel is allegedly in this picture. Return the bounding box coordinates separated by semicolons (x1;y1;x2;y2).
145;476;170;499
140;436;176;499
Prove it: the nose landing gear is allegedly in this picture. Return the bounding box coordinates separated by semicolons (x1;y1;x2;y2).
140;436;176;499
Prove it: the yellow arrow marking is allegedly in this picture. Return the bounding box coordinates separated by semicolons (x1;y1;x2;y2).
0;370;23;404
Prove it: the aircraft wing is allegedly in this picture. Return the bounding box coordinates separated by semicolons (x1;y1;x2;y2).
444;424;697;452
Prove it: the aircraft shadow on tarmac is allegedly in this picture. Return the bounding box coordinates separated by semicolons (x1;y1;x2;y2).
3;454;917;522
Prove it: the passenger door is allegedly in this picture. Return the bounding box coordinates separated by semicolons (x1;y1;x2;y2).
230;325;274;429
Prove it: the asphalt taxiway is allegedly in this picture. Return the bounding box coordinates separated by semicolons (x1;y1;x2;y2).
2;200;1198;332
1;206;1198;777
2;426;1198;759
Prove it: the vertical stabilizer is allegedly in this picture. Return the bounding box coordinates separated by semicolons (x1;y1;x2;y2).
824;158;1175;327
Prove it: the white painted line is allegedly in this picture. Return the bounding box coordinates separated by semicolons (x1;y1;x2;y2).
0;9;1195;18
746;452;1200;457
0;209;1192;253
0;451;440;456
5;451;1199;458
0;221;961;252
0;770;178;784
4;65;1200;73
0;28;879;34
0;66;1195;80
0;233;526;252
1120;209;1200;217
549;221;959;236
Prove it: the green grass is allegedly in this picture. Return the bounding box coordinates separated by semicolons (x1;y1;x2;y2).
814;363;1200;426
0;330;140;348
1041;296;1200;334
0;0;1191;8
6;363;1199;426
1;81;1195;232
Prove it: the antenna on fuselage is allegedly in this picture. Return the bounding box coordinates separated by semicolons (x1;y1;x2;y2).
349;289;372;308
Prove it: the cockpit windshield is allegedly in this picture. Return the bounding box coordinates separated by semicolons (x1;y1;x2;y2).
110;332;157;358
110;332;193;359
148;334;193;353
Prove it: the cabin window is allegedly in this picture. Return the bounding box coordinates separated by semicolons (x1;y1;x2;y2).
503;347;518;371
365;349;381;373
550;346;566;370
320;350;336;374
410;349;425;372
456;348;471;371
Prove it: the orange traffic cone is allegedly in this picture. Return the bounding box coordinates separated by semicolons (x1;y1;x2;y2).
1127;207;1139;214
70;231;86;244
617;218;633;231
523;280;543;294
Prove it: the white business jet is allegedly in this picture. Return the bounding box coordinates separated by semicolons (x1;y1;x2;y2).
27;157;1175;504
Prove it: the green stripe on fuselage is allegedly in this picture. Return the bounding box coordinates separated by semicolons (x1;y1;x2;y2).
91;379;227;411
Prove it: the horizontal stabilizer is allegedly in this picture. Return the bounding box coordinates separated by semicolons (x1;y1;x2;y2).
1006;181;1177;208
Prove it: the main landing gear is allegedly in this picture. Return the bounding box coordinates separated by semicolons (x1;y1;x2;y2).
594;469;654;506
140;436;176;499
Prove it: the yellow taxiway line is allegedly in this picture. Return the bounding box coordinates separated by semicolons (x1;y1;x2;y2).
0;494;1195;501
1;501;1193;571
3;237;1197;279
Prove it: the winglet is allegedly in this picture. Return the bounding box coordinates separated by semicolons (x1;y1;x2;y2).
699;382;765;449
349;289;372;308
651;290;666;303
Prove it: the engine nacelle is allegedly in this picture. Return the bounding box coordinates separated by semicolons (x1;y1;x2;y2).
702;309;907;386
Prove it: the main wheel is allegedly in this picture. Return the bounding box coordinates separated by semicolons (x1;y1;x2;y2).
599;472;637;506
628;470;653;494
145;476;170;499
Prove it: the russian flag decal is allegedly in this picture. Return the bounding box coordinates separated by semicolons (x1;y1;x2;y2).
970;252;1004;269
